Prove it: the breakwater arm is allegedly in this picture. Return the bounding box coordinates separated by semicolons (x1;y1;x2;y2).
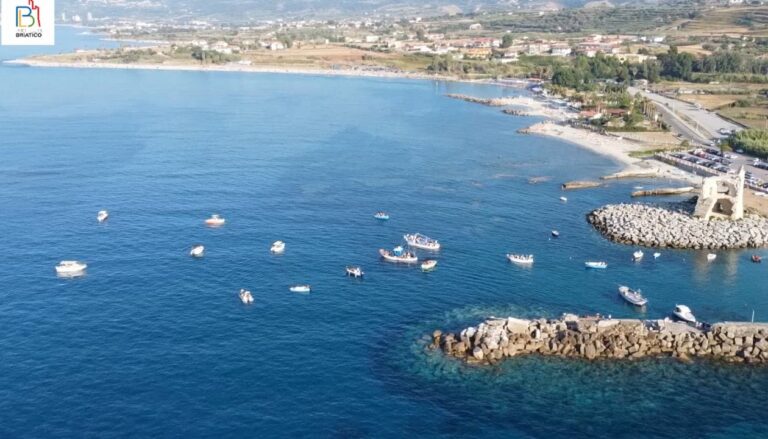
631;187;695;197
433;315;768;365
562;181;602;190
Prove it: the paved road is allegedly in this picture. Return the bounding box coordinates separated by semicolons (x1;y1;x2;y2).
628;87;743;144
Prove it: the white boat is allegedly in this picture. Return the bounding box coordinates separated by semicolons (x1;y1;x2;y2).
97;210;109;223
673;305;696;323
633;250;644;261
55;260;87;276
290;285;311;293
270;240;286;254
404;233;440;251
205;214;226;227
421;259;438;271
507;254;534;265
618;285;648;307
653;252;661;259
707;253;717;262
379;247;418;264
374;211;390;221
585;261;607;269
190;244;205;258
559;196;568;202
346;266;364;278
551;230;560;238
239;289;254;304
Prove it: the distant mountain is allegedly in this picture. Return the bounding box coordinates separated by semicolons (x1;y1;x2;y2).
57;0;689;21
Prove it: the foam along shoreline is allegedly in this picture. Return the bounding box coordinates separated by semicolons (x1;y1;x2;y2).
5;58;469;83
433;315;768;365
522;122;703;184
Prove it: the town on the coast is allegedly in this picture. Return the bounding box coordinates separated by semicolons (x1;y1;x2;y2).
23;1;768;368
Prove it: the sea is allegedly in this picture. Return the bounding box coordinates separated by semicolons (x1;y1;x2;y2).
1;27;767;438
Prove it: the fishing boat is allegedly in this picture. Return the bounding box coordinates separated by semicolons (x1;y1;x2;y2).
752;255;762;263
633;250;644;261
379;246;418;264
290;285;311;293
653;252;661;259
374;211;390;221
673;305;696;323
421;259;438;271
238;289;254;304
707;253;717;262
559;196;568;202
346;266;364;278
270;240;286;254
190;244;205;258
551;230;560;238
618;285;648;307
97;210;109;223
507;254;534;265
55;260;87;276
584;261;607;269
404;233;440;251
205;214;226;227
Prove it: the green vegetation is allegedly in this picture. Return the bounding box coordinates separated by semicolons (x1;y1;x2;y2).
550;54;659;91
659;46;768;82
729;129;768;158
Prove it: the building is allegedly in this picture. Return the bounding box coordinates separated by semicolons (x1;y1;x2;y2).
694;167;746;220
365;35;380;43
551;45;572;57
468;23;483;30
462;48;492;59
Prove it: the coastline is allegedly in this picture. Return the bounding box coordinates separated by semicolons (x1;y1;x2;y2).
5;58;473;84
523;121;703;184
6;57;701;185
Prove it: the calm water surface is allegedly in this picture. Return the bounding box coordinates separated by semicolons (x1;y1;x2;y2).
1;28;767;438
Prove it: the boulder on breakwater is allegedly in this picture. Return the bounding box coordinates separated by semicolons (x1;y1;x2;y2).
587;202;768;249
433;315;768;365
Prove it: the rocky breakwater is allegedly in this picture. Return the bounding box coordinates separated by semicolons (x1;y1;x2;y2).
588;203;768;249
445;94;516;107
432;315;768;365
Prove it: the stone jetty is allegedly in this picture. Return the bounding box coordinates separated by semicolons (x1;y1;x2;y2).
433;315;768;365
445;94;515;107
631;187;695;197
562;180;602;190
588;202;768;249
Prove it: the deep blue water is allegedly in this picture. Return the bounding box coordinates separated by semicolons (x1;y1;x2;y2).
1;28;767;438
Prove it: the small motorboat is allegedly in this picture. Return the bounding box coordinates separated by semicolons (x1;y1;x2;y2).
633;250;644;261
270;240;286;254
238;289;254;304
346;266;364;278
290;285;311;293
507;254;534;265
707;253;717;262
374;211;390;221
673;304;696;323
190;244;205;258
55;260;87;276
379;247;418;264
618;285;648;307
421;259;438;271
97;210;109;223
551;230;560;238
205;214;226;227
404;233;440;251
752;254;762;263
653;252;661;259
559;196;568;202
584;261;607;269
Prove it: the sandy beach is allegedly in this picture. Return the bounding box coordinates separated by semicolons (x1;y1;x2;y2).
5;58;466;83
525;122;703;184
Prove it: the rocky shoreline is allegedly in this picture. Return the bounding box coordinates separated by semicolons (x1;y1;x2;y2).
433;315;768;365
587;202;768;249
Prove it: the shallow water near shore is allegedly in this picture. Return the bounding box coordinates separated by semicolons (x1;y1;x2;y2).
1;28;768;438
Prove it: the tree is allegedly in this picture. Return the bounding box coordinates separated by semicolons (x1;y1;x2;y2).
501;34;514;48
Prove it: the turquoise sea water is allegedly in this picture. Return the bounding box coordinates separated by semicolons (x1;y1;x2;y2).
1;28;768;438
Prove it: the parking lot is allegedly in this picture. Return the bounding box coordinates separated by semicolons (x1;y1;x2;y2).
669;148;768;194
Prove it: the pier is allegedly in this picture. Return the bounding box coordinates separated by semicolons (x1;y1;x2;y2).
433;315;768;365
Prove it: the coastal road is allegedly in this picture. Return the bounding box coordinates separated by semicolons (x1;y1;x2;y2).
628;87;743;144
